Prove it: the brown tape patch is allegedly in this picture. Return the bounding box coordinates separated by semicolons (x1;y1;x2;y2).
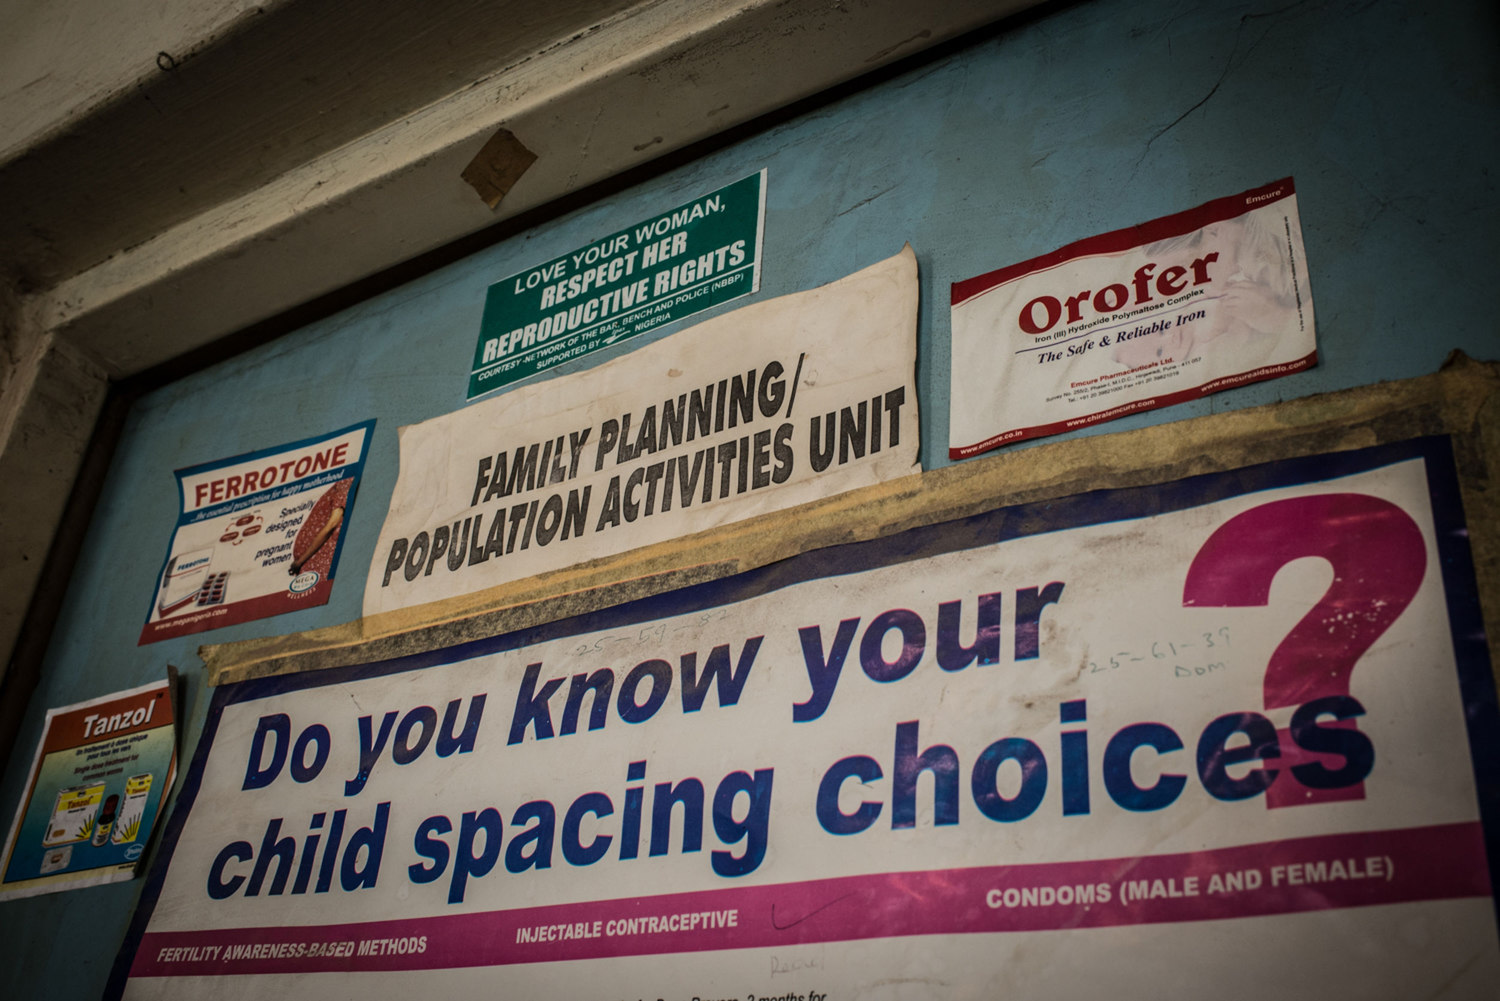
460;128;538;209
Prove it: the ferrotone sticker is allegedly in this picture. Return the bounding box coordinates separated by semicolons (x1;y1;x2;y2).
140;422;374;643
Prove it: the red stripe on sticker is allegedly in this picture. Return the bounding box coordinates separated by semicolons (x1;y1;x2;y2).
951;178;1296;306
130;820;1490;979
137;583;333;645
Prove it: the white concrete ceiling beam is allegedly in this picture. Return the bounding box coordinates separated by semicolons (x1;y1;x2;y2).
18;0;1034;379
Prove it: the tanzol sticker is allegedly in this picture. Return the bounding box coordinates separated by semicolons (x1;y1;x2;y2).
949;178;1316;457
1;676;178;901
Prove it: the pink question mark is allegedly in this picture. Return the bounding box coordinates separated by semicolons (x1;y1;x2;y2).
1183;493;1426;808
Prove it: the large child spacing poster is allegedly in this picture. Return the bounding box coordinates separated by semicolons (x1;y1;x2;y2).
112;438;1499;999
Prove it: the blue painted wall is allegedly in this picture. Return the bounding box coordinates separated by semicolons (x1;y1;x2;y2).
2;0;1496;994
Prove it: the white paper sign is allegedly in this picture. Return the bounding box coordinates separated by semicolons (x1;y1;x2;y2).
950;179;1316;457
366;247;920;616
112;439;1500;1000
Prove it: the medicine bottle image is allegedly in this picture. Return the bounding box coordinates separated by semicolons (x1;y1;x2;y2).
91;795;119;847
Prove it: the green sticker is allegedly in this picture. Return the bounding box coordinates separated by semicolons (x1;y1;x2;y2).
469;171;766;399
